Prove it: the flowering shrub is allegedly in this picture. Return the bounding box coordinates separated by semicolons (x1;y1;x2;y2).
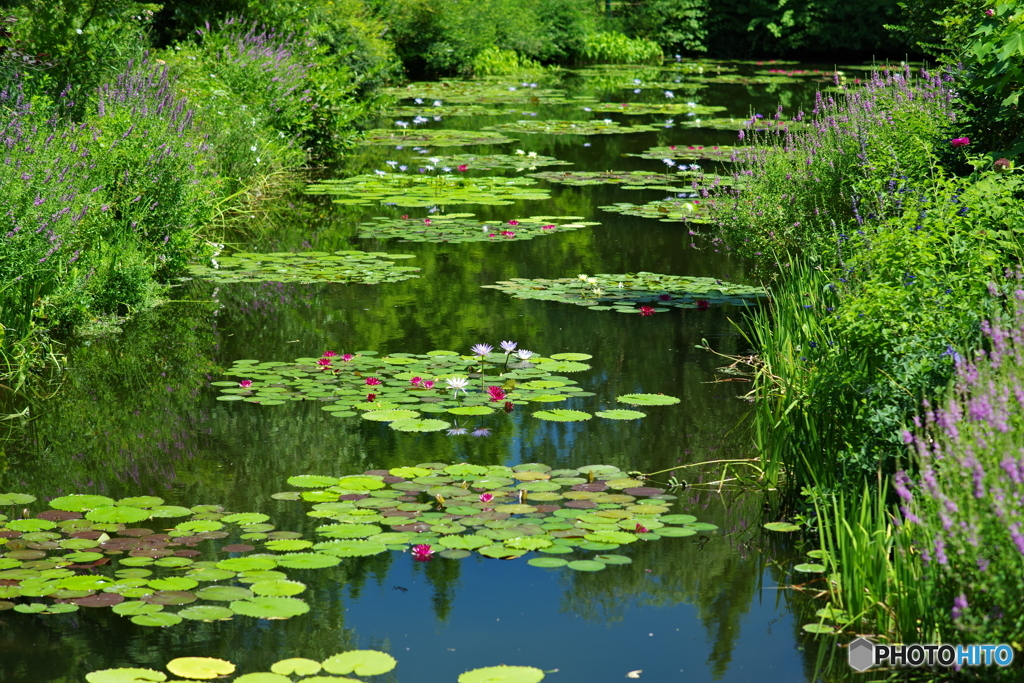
899;283;1024;644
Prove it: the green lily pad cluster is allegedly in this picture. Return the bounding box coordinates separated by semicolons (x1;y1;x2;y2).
527;169;713;191
383;80;595;106
0;494;344;625
599;197;713;224
359;129;518;147
675;117;808;131
273;462;715;571
87;652;545;683
187;251;419;285
582;102;727;117
626;144;745;162
306;173;550;207
484;119;663;136
357;214;598;244
481;272;767;311
425;153;573;172
389;104;537;117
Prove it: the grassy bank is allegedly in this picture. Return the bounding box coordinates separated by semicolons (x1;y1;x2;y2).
701;1;1024;670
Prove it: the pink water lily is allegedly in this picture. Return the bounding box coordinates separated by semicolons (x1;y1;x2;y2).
322;351;338;357
342;354;354;361
412;544;434;562
365;377;382;386
410;376;423;386
422;380;435;390
635;523;649;534
479;493;494;503
239;380;253;389
486;386;506;402
366;393;376;402
317;358;332;367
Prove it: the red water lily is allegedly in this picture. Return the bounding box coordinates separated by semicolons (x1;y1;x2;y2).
457;164;469;172
365;377;382;386
486;386;506;402
412;544;434;562
322;351;338;357
696;299;711;311
239;380;253;389
316;358;332;368
638;305;656;316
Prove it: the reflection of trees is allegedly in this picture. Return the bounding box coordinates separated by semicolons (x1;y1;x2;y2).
557;491;768;679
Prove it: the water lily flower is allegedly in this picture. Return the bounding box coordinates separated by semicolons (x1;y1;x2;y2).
486;386;506;401
447;427;468;436
410;376;423;386
592;287;603;297
322;351;338;357
429;157;441;164
662;158;675;167
634;79;642;85
633;89;641;94
635;523;649;533
664;90;674;98
696;299;711;311
638;305;656;316
317;358;332;367
950;137;971;148
541;224;555;231
365;377;382;386
583;107;592;111
457;164;468;172
422;380;435;390
578;274;588;281
587;277;597;285
507;220;519;226
412;544;434;561
516;349;534;360
603;118;613;124
385;160;398;167
689;164;701;171
413;116;428;124
528;151;538;158
446;376;470;395
500;340;517;353
470;428;491;437
239;380;253;389
342;354;354;362
471;343;493;357
618;282;624;288
424;218;432;225
442;166;452;172
480;492;494;503
366;393;376;401
659;294;672;301
500;230;515;237
395;121;409;128
515;149;526;155
399;165;408;171
414;98;423;104
433;100;442;106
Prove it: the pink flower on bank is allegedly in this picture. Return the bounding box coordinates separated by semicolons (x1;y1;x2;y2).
479;493;494;503
951;137;971;148
342;354;354;362
239;380;253;389
486;386;506;402
412;544;434;562
365;377;382;386
322;351;338;357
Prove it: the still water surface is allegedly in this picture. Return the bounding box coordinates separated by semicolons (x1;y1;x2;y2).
1;61;837;682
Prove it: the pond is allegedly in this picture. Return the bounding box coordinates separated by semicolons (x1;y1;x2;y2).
1;61;846;682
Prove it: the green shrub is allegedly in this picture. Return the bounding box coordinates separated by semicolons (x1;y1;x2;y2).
579;31;662;64
471;47;543;76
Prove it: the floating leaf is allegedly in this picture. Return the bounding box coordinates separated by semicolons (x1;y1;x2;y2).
485;119;662;136
274;553;341;569
358;129;518;146
802;623;839;634
322;650;398;676
532;410;592;422
616;394;680;406
459;666;546;683
49;494;117;511
794;563;826;573
763;522;802;532
566;560;606;572
271;658;323;676
287;475;340;488
177;605;234;621
0;492;36;505
86;669;167;683
594;410;646;420
527;557;568;568
166;657;236;680
131;612;183;627
85;506;152;524
230;596;310;619
390;418;451;432
250;580;306;597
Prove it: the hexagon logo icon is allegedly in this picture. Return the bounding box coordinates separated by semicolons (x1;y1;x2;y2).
848;637;876;672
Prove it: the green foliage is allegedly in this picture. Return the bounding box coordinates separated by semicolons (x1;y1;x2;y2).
579;31;662;65
472;47;543;77
615;0;708;54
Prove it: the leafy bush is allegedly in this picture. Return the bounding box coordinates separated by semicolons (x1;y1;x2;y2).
579;31;662;64
472;47;542;76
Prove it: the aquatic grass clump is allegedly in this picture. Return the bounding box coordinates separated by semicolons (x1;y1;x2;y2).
899;287;1024;645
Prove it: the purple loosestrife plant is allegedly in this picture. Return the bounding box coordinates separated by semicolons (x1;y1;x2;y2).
900;281;1024;643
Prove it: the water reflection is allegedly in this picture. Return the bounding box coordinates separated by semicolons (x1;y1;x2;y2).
0;62;837;683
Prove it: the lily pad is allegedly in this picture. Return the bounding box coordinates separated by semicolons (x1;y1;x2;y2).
85;506;152;524
763;522;802;532
308;172;550;208
165;657;236;680
390;419;452;432
594;410;646;420
422;153;573;172
189;250;419;285
458;666;546;683
271;658;323;676
485;119;662;136
322;650;398;676
86;669;167;683
616;394;680;406
794;563;826;573
229;596;310;619
566;560;606;572
177;605;235;621
49;494;117;511
359;129;518;146
532;410;592;422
